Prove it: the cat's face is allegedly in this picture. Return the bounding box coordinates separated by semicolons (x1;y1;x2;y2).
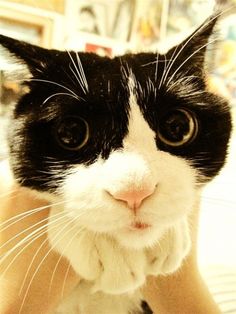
0;15;232;249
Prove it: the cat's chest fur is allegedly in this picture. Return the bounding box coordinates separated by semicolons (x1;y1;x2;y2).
54;281;142;314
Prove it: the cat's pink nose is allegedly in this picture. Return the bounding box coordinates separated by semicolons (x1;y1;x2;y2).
111;186;155;211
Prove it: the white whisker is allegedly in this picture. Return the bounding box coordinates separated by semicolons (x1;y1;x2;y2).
107;80;111;95
60;226;86;298
0;200;67;233
166;75;198;92
18;78;79;98
0;212;67;273
158;54;167;89
162;10;225;86
141;58;173;67
43;92;83;104
76;51;89;91
0;210;64;253
18;213;75;297
69;63;87;94
67;50;88;94
155;52;159;82
166;38;217;87
49;222;86;295
61;261;72;299
161;44;179;87
19;214;86;313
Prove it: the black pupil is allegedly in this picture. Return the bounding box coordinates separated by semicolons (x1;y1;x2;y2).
56;117;87;149
160;111;190;142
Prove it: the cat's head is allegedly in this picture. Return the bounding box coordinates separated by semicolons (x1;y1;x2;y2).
0;14;231;249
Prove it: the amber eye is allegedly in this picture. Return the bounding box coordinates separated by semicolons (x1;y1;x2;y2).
54;116;89;151
158;109;198;147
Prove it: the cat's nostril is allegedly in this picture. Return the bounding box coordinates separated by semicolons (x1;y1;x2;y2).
109;185;156;211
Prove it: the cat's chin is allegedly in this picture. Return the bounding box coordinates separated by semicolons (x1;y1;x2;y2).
112;225;166;249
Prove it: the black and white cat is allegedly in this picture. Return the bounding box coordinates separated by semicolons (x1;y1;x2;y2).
0;13;232;314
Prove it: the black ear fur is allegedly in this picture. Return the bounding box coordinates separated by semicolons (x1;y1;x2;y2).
166;12;219;77
0;34;51;76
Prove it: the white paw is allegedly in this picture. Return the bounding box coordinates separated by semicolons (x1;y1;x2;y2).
48;212;146;294
146;218;191;275
67;231;103;280
91;235;146;294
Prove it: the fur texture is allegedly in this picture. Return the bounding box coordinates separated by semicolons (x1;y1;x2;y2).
0;13;232;314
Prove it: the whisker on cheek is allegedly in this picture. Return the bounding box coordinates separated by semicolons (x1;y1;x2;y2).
0;212;67;273
0;210;65;254
61;261;73;299
18;217;73;298
49;223;86;296
19;213;87;312
162;8;229;86
0;200;69;233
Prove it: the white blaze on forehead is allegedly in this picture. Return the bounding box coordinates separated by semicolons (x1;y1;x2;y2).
123;75;157;153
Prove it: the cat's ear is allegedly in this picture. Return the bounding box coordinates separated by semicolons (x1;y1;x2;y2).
0;34;51;76
165;13;219;77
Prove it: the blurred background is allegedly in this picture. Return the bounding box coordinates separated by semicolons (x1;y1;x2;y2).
0;0;236;312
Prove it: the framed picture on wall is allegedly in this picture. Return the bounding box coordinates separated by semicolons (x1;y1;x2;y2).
85;43;112;57
167;0;215;37
131;0;162;46
0;4;54;47
64;31;130;58
210;14;236;106
111;0;136;42
0;2;56;119
66;0;108;37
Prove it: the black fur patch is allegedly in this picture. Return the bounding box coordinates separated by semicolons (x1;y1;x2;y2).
141;301;153;314
0;13;232;192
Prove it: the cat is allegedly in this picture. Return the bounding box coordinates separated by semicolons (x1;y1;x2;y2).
0;12;232;314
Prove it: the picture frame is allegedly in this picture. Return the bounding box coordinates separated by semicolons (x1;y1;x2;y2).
0;1;59;116
111;0;136;42
85;43;112;57
0;1;60;145
167;0;215;37
64;31;132;58
210;14;236;107
130;0;162;47
66;0;108;37
0;4;54;47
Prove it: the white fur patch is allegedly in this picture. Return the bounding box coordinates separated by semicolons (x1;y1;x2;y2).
48;75;198;313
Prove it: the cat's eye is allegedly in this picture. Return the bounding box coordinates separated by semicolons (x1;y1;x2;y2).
158;109;198;147
54;116;89;151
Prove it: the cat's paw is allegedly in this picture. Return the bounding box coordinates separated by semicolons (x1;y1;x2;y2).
146;218;191;275
67;231;104;281
91;236;146;294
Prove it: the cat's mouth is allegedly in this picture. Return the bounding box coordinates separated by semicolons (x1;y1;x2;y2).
128;221;151;231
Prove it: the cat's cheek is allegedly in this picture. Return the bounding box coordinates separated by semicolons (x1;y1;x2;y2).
60;165;128;232
63;200;129;233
